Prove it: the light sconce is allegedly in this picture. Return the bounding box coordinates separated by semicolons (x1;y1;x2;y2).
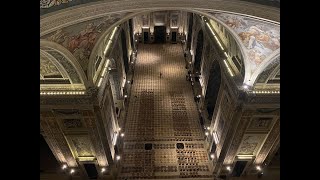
101;168;106;173
210;154;215;159
256;166;261;171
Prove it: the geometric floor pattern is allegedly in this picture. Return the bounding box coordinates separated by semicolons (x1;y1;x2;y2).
119;44;214;179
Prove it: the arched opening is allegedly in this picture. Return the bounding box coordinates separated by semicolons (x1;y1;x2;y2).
205;60;221;121
121;29;129;74
194;30;203;74
187;13;193;50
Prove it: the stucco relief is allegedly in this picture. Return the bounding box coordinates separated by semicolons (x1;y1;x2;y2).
82;111;109;166
212;13;280;69
256;56;280;83
254;120;280;164
40;53;61;77
40;0;72;9
45;50;82;83
238;134;265;155
248;117;273;131
70;136;93;157
63;119;83;128
44;14;127;72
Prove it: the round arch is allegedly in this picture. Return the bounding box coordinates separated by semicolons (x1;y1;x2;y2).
40;0;279;36
40;39;90;89
86;9;250;85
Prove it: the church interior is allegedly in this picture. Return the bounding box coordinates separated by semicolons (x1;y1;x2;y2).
40;1;280;179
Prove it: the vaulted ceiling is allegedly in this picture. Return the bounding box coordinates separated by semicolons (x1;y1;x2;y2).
40;0;280;90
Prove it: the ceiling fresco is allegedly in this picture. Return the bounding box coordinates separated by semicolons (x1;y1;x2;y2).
43;14;129;73
212;13;280;70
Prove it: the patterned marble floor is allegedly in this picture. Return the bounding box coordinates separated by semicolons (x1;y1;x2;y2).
119;44;213;179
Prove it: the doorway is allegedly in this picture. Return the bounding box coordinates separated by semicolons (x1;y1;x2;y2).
83;163;98;179
231;161;248;177
144;32;149;43
172;32;177;43
154;26;166;43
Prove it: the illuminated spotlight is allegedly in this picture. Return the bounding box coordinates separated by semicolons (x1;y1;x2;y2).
207;127;210;130
101;168;106;173
135;40;138;42
197;95;201;98
62;164;67;170
127;80;131;84
118;127;121;131
116;155;121;160
120;133;125;137
256;166;261;171
124;95;128;98
205;132;209;136
131;61;134;64
243;84;249;89
70;169;75;174
210;154;215;159
226;166;231;171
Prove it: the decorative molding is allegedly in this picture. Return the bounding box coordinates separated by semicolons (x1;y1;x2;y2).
63;119;83;128
40;0;279;36
223;111;253;165
40;96;92;106
68;136;94;157
247;95;280;104
254;118;280;164
45;50;82;84
45;112;78;167
40;112;67;163
255;55;280;84
237;134;267;156
40;0;73;9
40;52;62;77
82;110;109;166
